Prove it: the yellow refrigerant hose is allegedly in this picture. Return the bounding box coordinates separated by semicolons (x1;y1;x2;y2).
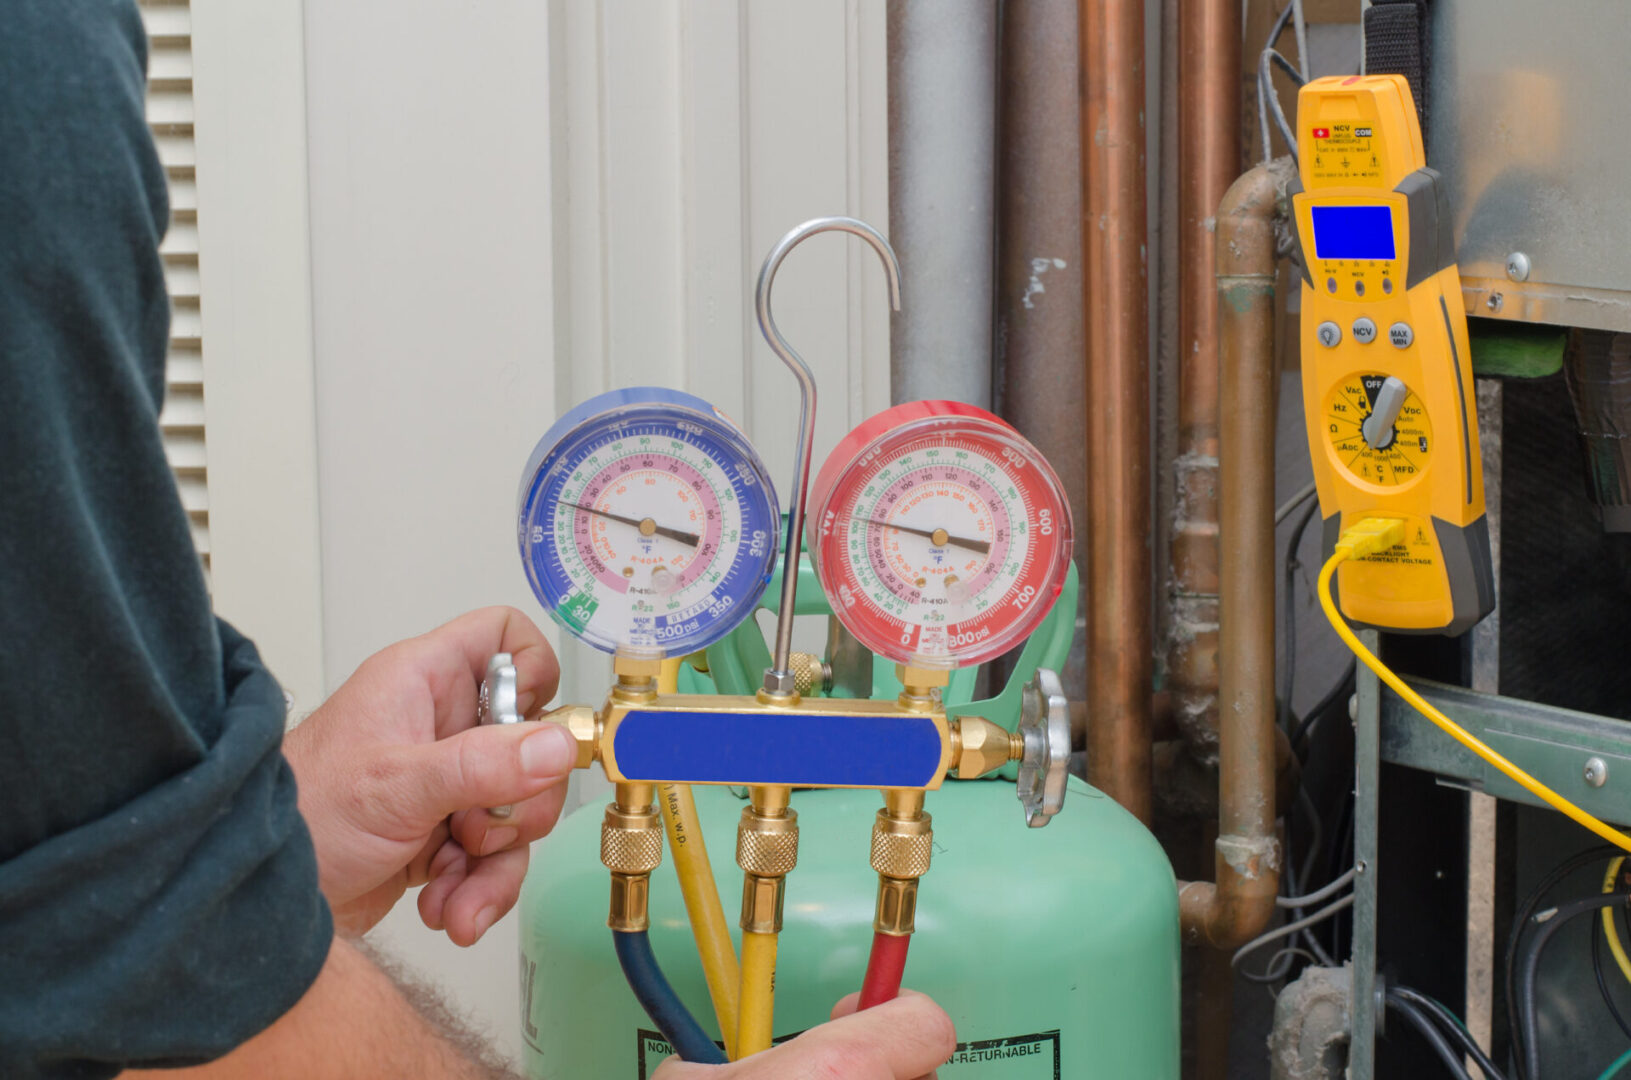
736;929;778;1058
655;659;741;1058
1318;521;1631;855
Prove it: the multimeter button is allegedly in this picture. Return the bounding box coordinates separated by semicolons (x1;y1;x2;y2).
1316;321;1342;348
1352;317;1378;344
1389;322;1414;348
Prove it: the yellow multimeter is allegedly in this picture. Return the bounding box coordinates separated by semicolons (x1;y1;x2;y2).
1291;74;1494;635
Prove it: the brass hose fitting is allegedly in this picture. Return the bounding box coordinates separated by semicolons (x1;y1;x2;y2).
737;789;798;934
602;784;662;932
949;715;1025;779
870;791;933;936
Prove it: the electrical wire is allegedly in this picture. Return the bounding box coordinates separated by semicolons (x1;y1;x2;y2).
858;931;911;1009
1232;892;1354;969
1318;546;1631;855
1593;910;1631;1043
1239;945;1321;986
1600;1047;1631;1080
1518;894;1631;1080
1275;480;1319;525
1390;986;1508;1080
1260;48;1303;156
736;930;778;1058
1384;991;1474;1080
1279;494;1323;737
1257;2;1299;162
1504;845;1620;1080
1277;865;1357;909
1290;659;1355;752
1604;857;1631;989
613;930;728;1065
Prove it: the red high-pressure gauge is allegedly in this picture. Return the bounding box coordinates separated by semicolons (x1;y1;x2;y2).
806;401;1074;670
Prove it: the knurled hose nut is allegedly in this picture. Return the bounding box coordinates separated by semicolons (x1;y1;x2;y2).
788;652;825;697
601;805;663;875
735;808;800;877
869;809;934;879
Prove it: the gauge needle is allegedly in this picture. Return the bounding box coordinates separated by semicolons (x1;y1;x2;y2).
563;502;700;548
858;518;991;555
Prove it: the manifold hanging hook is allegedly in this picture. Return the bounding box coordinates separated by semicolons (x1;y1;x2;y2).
755;216;901;697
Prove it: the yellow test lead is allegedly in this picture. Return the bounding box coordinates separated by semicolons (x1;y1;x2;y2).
1320;520;1631;855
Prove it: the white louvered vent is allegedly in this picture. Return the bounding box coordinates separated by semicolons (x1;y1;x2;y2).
140;0;209;578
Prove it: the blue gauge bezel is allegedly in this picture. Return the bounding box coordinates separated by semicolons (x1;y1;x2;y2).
517;387;780;656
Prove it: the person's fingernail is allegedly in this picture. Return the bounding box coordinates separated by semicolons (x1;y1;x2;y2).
479;826;519;856
474;905;500;937
521;724;577;777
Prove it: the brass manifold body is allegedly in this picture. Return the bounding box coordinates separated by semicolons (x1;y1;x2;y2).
550;657;1030;932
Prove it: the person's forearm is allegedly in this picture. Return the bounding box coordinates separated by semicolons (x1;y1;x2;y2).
120;936;518;1080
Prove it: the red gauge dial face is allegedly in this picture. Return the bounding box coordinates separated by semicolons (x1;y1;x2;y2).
807;402;1074;669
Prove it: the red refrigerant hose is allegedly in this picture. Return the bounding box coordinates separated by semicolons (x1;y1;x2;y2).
857;931;912;1009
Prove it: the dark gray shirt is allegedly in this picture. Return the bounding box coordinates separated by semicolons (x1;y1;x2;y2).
0;2;332;1075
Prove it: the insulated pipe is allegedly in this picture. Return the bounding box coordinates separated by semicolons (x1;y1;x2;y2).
887;0;997;408
1080;0;1154;823
1178;162;1287;949
1167;0;1242;763
995;0;1087;698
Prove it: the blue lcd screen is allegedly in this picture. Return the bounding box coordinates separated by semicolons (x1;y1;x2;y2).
1310;205;1396;260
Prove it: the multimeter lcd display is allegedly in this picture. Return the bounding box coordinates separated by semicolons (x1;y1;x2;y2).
1310;205;1397;260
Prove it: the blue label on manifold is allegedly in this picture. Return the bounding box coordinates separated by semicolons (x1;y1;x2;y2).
612;710;944;788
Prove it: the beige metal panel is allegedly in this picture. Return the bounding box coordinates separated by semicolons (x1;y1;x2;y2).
190;0;326;707
1429;0;1631;330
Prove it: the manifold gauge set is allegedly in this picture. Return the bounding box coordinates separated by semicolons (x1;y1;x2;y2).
486;216;1076;1065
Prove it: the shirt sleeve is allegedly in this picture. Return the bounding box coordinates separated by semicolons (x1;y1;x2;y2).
0;3;332;1076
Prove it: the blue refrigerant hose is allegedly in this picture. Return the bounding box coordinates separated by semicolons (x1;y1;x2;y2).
613;929;728;1065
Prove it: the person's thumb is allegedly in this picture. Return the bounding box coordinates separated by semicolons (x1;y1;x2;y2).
399;721;578;823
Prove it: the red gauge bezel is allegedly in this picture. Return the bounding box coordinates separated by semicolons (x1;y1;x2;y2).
806;401;1074;670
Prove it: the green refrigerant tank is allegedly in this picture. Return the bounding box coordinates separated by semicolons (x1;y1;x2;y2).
518;563;1180;1078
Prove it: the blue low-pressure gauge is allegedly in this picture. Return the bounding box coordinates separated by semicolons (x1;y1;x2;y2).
518;387;780;656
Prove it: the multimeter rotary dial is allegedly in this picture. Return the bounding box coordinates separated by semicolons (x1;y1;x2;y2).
1324;372;1432;488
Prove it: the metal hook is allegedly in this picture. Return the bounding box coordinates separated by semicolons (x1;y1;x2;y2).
755;216;901;696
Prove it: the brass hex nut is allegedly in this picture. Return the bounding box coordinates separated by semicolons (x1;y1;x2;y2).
953;715;1016;779
559;707;600;770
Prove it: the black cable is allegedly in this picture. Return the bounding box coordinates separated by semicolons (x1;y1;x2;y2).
1290;660;1356;753
1593;912;1631;1042
1503;846;1619;1080
1385;991;1474;1080
1518;893;1630;1080
1391;985;1509;1080
1279;494;1322;737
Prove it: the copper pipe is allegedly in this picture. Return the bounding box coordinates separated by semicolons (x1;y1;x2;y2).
1080;0;1153;824
1168;0;1242;764
1178;162;1288;949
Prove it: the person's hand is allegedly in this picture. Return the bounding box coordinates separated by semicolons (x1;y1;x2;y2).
652;992;956;1080
282;607;574;943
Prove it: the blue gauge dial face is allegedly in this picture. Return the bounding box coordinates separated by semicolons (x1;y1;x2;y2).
518;392;779;656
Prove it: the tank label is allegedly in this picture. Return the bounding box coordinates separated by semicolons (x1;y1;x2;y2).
635;1028;1061;1078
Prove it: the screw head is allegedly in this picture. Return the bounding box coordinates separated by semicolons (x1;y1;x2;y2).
1506;252;1531;282
1585;756;1609;788
1487;292;1505;313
